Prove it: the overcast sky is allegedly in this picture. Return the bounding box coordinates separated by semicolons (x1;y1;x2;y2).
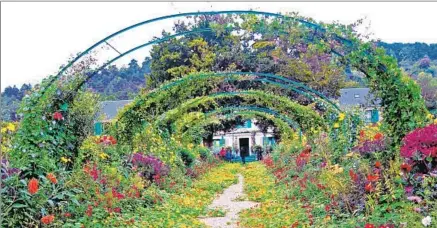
1;2;437;91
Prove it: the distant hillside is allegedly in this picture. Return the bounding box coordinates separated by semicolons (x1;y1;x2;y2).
1;58;151;121
378;42;437;62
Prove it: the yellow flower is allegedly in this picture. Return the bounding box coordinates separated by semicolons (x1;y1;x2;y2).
345;152;354;157
99;152;109;160
427;114;434;120
330;164;344;174
338;113;345;121
333;122;340;129
434;118;437;125
7;123;16;131
60;157;71;163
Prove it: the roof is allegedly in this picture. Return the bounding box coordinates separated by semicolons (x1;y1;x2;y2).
97;100;133;122
339;88;380;107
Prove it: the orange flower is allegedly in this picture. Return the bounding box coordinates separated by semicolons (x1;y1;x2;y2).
46;173;57;184
374;133;383;141
365;183;374;192
349;169;358;182
375;161;381;168
41;214;55;224
401;163;412;173
28;178;39;195
367;174;379;182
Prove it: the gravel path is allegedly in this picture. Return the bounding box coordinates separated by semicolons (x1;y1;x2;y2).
199;174;259;228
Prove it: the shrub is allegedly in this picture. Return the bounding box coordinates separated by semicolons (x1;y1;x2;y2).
178;148;196;167
400;124;437;215
197;147;212;161
130;153;170;184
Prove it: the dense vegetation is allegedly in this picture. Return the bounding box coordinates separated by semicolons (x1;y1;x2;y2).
1;11;435;228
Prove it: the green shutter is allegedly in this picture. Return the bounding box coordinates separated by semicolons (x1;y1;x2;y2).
246;120;252;128
371;109;379;123
220;136;225;146
94;122;103;135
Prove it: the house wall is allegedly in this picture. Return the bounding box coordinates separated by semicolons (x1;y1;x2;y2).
210;119;275;156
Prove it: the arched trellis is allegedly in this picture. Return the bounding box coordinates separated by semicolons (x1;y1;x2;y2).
13;10;428;175
120;71;341;119
157;105;302;137
134;90;325;138
204;106;302;130
38;10;353;100
173;108;301;145
26;9;357;123
114;72;339;142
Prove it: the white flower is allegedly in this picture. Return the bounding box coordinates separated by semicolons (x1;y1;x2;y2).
422;216;432;227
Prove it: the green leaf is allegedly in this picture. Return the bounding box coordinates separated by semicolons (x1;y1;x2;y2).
12;203;28;208
71;198;80;206
60;103;68;111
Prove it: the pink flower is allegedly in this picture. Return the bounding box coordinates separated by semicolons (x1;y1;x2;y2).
407;196;422;203
401;124;437;159
404;185;414;195
53;111;63;121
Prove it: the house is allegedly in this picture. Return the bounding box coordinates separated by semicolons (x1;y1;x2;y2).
338;88;381;123
211;119;276;156
94;100;133;135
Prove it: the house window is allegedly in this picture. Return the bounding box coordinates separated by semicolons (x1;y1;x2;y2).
213;139;221;148
237;120;252;129
364;109;379;123
354;94;360;99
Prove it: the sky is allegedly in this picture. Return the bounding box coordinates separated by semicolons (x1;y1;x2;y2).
2;2;437;91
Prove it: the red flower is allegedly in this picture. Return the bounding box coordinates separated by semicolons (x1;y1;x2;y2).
46;173;57;184
53;111;63;121
112;188;125;200
365;183;374;192
375;161;381;168
367;174;379;182
41;215;55;224
400;163;412;173
63;212;71;218
400;124;437;158
317;184;325;190
349;169;358;182
113;207;121;213
325;204;330;212
374;133;383;141
379;224;395;228
364;224;375;228
28;178;39;195
359;130;365;138
98;135;117;145
85;205;93;217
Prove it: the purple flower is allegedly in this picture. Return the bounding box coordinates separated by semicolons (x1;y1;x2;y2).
130;153;169;182
1;159;20;180
404;185;414;196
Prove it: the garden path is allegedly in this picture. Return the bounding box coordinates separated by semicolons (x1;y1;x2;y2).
199;174;259;228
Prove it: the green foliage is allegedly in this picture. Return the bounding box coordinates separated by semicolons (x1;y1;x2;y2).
178;148;196;167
